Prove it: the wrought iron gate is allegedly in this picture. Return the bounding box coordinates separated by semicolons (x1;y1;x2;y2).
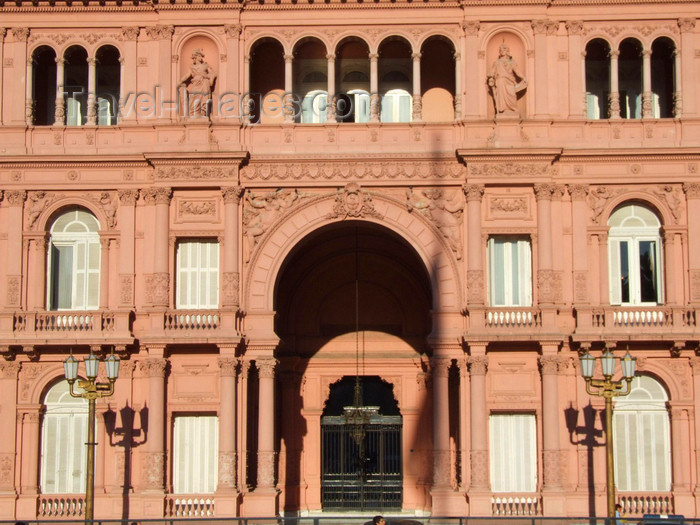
321;414;402;510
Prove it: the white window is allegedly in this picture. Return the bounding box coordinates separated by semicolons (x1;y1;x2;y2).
380;89;412;123
301;90;328;124
488;237;532;307
173;415;219;494
614;376;671;492
338;89;370;123
40;380;88;494
66;97;82;126
608;204;663;305
97;97;113;125
48;209;101;310
490;413;537;492
176;240;220;309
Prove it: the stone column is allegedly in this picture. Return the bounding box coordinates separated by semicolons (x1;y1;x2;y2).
412;52;422;122
118;189;138;308
570;185;590;304
663;231;677;304
641;49;652;118
689;357;700;492
138;357;167;493
256;357;278;491
25;54;34;126
678;18;696;116
99;237;110;309
669;406;691;492
458;359;470;491
283;54;294;123
608;50;620;119
87;57;97;125
566;21;584;117
534;184;555;304
431;357;451;488
217;357;239;493
326;53;336;123
598;232;609;304
453;51;462;120
463;21;479;118
224;25;242;100
369;53;379;122
468;352;488;489
244;55;252;120
531;20;550;117
145;25;174;123
119;27;139;123
0;362;20;513
539;352;562;490
32;237;48;310
19;409;41;495
221;187;243;309
0;30;4;125
673;48;682;118
7;28;29;124
238;359;250;491
55;57;65;125
4;191;26;309
142;188;172;308
684;183;700;303
464;184;485;305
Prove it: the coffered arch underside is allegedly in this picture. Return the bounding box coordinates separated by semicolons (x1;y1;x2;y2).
243;192;462;314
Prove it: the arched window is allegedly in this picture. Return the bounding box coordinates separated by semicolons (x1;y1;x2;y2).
40;380;88;494
608;203;663;305
31;46;57;126
614;375;671;491
585;39;610;119
96;45;121;125
48;208;101;310
651;38;676;118
64;46;89;126
618;38;643;119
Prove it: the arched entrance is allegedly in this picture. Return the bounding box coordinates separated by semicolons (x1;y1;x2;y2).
273;221;433;513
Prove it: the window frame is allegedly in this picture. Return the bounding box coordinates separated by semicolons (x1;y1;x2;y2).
172;413;219;495
489;412;538;493
175;239;220;310
487;236;533;307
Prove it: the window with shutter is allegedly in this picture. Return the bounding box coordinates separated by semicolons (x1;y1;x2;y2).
487;237;532;307
172;415;219;494
48;208;101;311
176;240;220;309
614;376;671;491
40;381;89;494
489;413;537;492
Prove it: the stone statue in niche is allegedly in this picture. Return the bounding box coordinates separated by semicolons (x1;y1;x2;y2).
488;44;527;117
179;48;217;117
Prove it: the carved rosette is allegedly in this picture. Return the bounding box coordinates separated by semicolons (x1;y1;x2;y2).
221;186;244;205
257;450;276;487
0;361;21;379
543;449;562;488
141;451;165;489
138;358;167;378
256;357;278;379
463;184;485;202
467;270;484;304
151;272;170;307
218;451;237;488
539;355;560;375
327;183;383;220
470;450;489;488
433;449;451;487
467;355;488;376
218;357;238;377
118;189;139;206
222;272;240;308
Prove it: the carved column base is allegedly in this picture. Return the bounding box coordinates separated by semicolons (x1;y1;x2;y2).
257;450;276;489
433;449;451;487
217;451;238;490
469;449;489;489
141;451;165;491
607;92;620;119
642;91;653;118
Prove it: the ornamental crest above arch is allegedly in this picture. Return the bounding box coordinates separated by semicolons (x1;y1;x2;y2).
28;191;116;232
587;185;682;226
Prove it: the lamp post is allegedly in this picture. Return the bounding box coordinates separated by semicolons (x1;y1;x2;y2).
63;350;120;522
579;347;636;521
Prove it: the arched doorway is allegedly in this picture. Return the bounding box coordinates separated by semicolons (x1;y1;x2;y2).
321;376;402;510
273;221;433;513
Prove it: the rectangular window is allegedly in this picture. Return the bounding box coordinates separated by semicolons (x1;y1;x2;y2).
41;411;87;493
609;238;662;305
176;240;220;309
173;415;219;494
488;237;532;307
489;413;537;492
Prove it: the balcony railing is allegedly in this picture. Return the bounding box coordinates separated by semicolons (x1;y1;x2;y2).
575;306;699;337
34;312;115;332
618;492;673;516
491;493;542;516
165;495;215;517
38;494;85;517
486;308;542;328
164;310;221;330
1;310;132;343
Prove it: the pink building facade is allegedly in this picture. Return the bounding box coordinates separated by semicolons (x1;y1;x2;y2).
0;0;699;520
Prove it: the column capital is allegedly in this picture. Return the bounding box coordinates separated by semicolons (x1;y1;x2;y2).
218;357;239;377
326;53;336;62
118;189;139;205
369;52;379;61
568;184;589;201
87;57;98;66
0;361;21;379
120;26;140;41
463;183;484;202
609;49;620;59
678;18;696;33
221;185;244;204
138;358;168;378
467;355;488;376
224;24;243;38
284;53;294;63
538;354;560;375
642;49;652;58
533;183;555;201
256;357;278;378
145;24;174;40
4;190;27;207
565;20;584;35
412;52;422;61
141;187;172;205
683;182;700;198
531;19;548;35
430;357;451;378
11;27;30;42
462;21;480;36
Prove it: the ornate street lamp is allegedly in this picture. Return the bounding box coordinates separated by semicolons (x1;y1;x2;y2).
579;347;636;521
64;349;120;522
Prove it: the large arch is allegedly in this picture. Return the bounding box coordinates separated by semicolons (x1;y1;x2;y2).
243;189;463;326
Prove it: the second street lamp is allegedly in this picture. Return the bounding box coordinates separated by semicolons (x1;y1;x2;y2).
64;350;120;522
579;347;636;521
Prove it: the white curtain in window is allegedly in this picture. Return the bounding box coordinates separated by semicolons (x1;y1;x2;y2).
173;415;219;494
176;240;220;309
301;90;328;124
381;89;412;123
614;376;671;491
41;381;89;494
488;237;532;307
490;413;537;492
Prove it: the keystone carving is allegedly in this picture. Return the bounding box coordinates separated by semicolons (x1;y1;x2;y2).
326;183;383;221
